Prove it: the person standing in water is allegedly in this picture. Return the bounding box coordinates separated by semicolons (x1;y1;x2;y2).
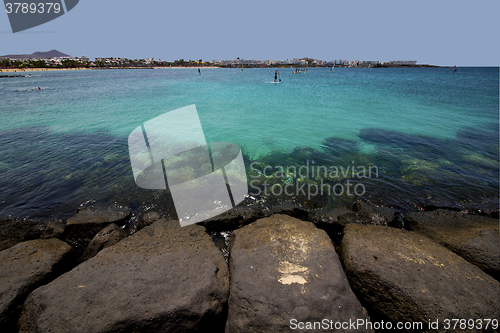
274;70;278;82
198;68;201;75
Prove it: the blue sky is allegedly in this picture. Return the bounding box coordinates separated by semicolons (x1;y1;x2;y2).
1;0;499;66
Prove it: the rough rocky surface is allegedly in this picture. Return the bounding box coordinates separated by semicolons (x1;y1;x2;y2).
19;219;229;333
268;203;309;220
462;200;499;219
418;199;499;219
0;218;44;251
226;215;372;333
308;208;353;232
136;211;161;231
307;208;353;254
200;205;267;232
342;224;500;331
404;209;500;280
309;203;397;231
0;239;73;333
350;202;398;227
308;208;352;226
82;223;129;260
41;220;65;239
308;203;398;245
62;206;131;250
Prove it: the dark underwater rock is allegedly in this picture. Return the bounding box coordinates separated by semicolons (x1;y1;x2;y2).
19;219;229;333
404;209;500;280
0;239;73;333
322;136;359;155
358;128;452;158
342;224;500;331
226;215;372;332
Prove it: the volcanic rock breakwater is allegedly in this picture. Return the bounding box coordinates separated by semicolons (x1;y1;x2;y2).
1;202;498;332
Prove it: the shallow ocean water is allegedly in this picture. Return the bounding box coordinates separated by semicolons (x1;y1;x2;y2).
0;67;498;219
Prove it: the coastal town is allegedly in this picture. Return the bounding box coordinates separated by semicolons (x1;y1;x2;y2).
0;49;428;70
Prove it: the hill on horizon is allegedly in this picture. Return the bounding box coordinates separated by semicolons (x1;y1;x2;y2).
0;49;71;59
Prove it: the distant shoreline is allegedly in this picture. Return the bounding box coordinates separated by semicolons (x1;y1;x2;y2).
153;66;220;69
0;65;446;73
0;66;222;72
0;67;91;73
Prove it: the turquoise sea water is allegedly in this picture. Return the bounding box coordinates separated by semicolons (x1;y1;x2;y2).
0;67;498;219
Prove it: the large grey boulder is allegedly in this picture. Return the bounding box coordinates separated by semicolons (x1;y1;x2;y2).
404;209;499;280
62;206;130;250
226;214;372;333
342;224;500;332
0;239;73;333
19;219;229;333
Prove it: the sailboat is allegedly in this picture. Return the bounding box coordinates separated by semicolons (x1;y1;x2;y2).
331;64;335;71
452;65;457;73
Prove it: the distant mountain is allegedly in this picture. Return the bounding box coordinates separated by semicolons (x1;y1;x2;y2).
0;49;71;59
